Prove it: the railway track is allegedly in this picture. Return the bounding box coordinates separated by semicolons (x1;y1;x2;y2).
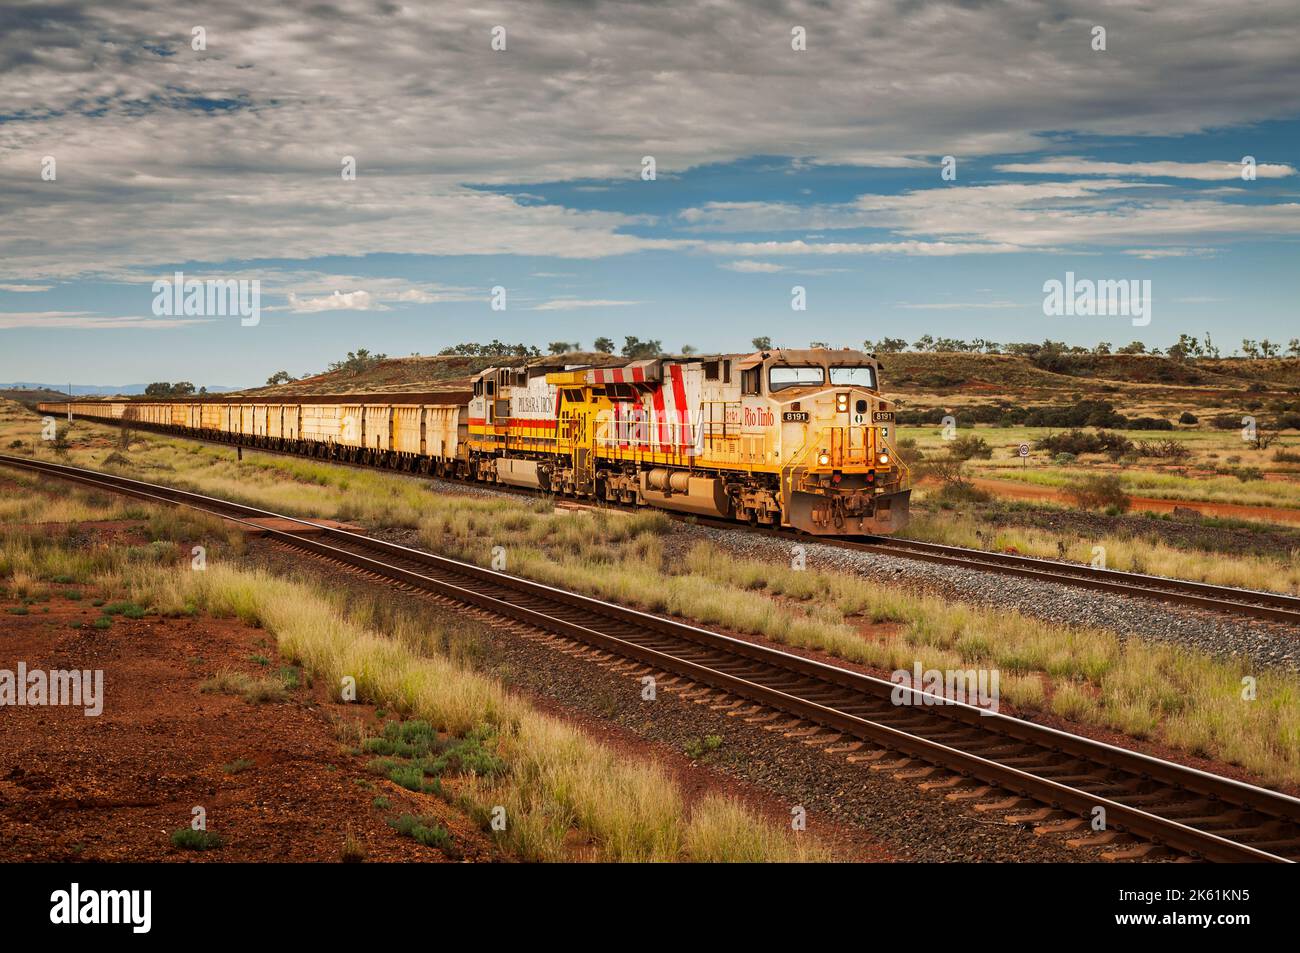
4;452;1300;862
30;409;1300;623
840;536;1300;626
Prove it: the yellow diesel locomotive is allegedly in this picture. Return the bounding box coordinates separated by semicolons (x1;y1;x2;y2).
39;347;910;535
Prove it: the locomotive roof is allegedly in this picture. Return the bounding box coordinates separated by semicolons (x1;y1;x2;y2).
475;347;879;378
738;347;878;368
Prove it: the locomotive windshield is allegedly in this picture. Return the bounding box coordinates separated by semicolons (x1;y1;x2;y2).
769;365;825;392
829;366;876;388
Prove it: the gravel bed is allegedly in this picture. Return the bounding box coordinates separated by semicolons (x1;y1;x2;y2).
671;522;1300;672
250;541;1098;862
961;505;1300;563
421;475;1300;671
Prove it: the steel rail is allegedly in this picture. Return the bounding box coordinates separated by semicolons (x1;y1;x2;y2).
4;453;1299;862
29;410;1300;624
846;536;1300;625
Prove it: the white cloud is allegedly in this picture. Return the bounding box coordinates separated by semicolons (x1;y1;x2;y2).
699;239;1026;257
0;311;209;330
284;290;375;313
531;297;642;311
1;0;1298;278
996;158;1296;180
895;300;1023;310
0;283;52;292
720;260;785;273
1123;248;1218;259
683;180;1300;253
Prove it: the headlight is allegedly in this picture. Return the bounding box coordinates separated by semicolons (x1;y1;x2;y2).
818;452;830;466
878;452;890;465
836;393;849;412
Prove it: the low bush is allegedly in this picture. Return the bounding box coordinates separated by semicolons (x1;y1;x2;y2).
1136;439;1192;461
947;434;993;461
170;828;223;850
387;814;453;850
1064;474;1131;512
1036;429;1134;458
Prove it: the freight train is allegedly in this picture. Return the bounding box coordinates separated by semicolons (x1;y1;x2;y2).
38;347;910;535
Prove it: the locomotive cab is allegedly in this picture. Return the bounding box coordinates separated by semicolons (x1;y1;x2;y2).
748;348;910;535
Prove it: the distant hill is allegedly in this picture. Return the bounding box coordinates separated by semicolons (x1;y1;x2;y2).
0;382;242;397
876;352;1300;419
15;353;1296;423
0;387;70;404
232;352;627;398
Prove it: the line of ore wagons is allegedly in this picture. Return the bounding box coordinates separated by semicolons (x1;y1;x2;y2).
56;392;473;467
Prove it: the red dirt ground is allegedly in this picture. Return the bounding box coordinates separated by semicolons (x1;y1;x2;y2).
0;593;501;863
966;476;1300;525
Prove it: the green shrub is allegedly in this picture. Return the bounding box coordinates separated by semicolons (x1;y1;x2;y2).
170;828;223;850
1036;429;1134;458
387;814;452;850
1065;474;1131;512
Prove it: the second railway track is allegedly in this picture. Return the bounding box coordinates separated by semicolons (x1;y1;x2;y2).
5;453;1300;862
27;409;1300;625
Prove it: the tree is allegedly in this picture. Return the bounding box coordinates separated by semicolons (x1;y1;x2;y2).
913;334;936;352
870;337;908;353
621;336;663;360
437;341;539;358
1250;421;1280;451
680;344;698;356
266;370;296;386
809;340;830;349
1117;341;1146;354
1288;338;1300;358
593;336;615;354
1260;339;1280;358
144;381;195;398
1167;333;1202;361
1092;341;1112;355
751;336;772;351
547;341;579;355
328;348;388;373
1241;339;1261;360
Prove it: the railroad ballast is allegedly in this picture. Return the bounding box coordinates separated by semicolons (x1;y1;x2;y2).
39;347;911;535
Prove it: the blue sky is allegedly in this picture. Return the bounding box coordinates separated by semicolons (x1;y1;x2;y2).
1;1;1297;388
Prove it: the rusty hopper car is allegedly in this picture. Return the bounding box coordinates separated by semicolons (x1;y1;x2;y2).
38;347;910;535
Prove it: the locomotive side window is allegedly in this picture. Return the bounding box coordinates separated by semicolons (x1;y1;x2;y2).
704;361;719;381
723;360;731;383
829;366;876;388
769;365;825;392
740;367;761;395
